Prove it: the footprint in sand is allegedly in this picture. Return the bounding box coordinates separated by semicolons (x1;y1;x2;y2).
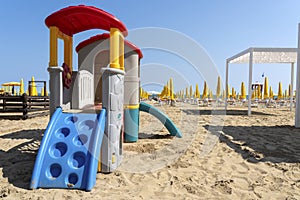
211;179;233;195
284;166;300;182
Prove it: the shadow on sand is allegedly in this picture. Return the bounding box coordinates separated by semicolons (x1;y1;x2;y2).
138;132;173;140
182;109;274;116
204;125;300;163
0;129;44;189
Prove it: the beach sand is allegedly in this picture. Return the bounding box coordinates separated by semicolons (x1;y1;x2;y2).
0;102;299;199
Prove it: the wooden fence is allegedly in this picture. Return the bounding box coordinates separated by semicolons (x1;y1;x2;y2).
0;94;49;119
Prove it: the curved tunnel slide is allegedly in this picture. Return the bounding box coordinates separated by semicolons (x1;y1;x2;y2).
30;107;106;191
139;102;182;138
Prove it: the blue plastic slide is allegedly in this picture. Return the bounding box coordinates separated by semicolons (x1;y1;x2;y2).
139;102;182;138
30;107;106;191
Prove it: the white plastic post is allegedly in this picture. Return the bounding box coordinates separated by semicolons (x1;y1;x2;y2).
47;66;63;117
248;50;253;116
295;23;300;127
225;61;229;110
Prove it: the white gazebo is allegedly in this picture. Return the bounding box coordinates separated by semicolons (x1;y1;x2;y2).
226;47;297;116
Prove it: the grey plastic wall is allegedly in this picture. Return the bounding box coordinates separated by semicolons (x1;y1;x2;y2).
48;66;63;116
73;39;110;108
101;68;125;172
76;38;141;107
124;53;140;105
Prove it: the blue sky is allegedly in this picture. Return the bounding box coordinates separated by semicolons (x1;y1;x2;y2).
1;1;300;94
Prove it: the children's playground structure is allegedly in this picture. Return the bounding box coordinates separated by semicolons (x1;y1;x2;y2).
30;5;182;191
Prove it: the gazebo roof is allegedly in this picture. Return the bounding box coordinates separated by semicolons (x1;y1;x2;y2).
227;47;297;64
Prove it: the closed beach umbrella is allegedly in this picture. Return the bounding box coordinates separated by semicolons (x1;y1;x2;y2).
190;85;193;100
285;89;288;99
269;86;274;99
195;84;200;99
185;87;189;99
226;84;231;99
232;87;236;99
240;82;246;99
167;80;170;98
278;82;283;100
30;76;38;96
202;81;208;99
251;86;256;100
216;76;221;98
263;77;269;99
20;79;24;95
222;90;226;100
209;89;213;99
257;85;261;99
288;84;292;98
162;85;167;98
170;78;174;101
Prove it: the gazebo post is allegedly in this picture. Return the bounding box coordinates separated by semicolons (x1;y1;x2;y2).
295;24;300;127
225;60;229;110
291;62;294;112
248;49;253;116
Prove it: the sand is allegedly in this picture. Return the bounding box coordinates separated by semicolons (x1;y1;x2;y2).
0;102;300;199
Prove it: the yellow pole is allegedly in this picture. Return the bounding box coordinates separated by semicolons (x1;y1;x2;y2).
63;35;73;71
49;26;59;67
110;28;120;69
119;34;124;71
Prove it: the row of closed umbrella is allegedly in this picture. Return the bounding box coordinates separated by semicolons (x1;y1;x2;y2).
176;76;294;101
1;77;40;96
250;77;293;100
159;78;175;100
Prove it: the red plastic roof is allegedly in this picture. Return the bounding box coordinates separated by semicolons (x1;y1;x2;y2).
76;33;143;58
45;5;128;36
